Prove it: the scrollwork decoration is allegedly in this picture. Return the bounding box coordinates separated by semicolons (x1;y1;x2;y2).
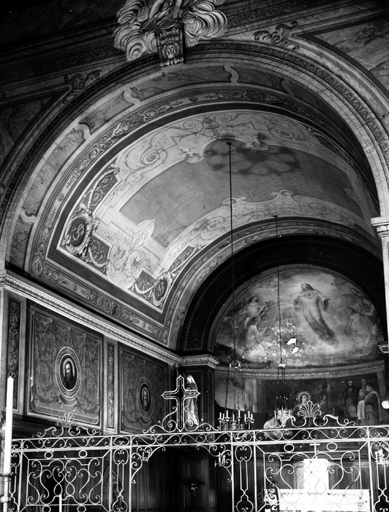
63;70;102;103
254;21;298;47
114;0;228;64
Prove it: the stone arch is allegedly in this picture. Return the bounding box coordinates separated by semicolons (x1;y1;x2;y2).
1;42;388;350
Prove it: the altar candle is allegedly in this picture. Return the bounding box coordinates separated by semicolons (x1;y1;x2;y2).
3;376;14;475
59;494;62;512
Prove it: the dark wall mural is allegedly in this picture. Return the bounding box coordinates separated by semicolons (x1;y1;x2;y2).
29;304;102;426
120;348;169;432
215;368;387;428
214;265;382;368
263;375;378;420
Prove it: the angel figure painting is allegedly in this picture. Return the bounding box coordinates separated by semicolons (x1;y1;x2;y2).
214;265;382;368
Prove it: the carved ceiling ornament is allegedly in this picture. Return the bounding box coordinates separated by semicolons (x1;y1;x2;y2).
114;0;228;65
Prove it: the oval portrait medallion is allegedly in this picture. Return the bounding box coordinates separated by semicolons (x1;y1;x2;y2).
56;347;81;397
138;378;153;420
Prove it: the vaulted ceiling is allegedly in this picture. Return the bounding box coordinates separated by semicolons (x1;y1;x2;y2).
1;0;388;366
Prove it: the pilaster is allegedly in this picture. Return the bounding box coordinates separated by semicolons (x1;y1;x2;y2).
372;216;389;348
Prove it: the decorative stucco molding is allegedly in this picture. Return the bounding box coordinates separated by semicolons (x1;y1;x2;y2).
181;354;219;368
63;70;102;103
253;21;297;48
114;0;227;64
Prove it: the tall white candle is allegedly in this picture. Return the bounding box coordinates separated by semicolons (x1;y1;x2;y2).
59;493;62;512
3;376;14;475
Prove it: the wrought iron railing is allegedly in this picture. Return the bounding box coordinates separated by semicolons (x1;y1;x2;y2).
8;419;389;512
6;377;389;512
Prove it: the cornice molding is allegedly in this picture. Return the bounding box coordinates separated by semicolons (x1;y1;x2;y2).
214;359;385;379
0;42;121;88
1;272;180;366
181;355;220;369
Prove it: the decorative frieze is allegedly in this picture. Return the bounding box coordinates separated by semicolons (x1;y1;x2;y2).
3;272;180;365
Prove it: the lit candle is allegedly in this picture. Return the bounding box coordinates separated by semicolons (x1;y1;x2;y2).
3;376;14;475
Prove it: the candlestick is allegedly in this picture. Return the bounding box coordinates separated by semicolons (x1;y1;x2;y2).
3;376;14;475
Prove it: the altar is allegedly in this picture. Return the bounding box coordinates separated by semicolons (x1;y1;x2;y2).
279;489;370;512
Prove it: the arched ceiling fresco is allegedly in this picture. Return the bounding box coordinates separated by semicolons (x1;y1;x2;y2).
55;109;377;305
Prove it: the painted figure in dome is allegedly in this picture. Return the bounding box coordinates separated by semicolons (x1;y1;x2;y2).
293;283;335;342
237;296;272;346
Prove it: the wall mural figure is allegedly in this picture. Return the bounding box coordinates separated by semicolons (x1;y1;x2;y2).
342;379;359;420
214;266;382;368
357;378;368;424
363;381;382;425
292;391;312;426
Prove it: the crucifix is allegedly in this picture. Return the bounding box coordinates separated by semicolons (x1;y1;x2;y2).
162;375;200;430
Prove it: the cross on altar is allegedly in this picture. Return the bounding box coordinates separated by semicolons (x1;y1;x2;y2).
162;375;200;430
